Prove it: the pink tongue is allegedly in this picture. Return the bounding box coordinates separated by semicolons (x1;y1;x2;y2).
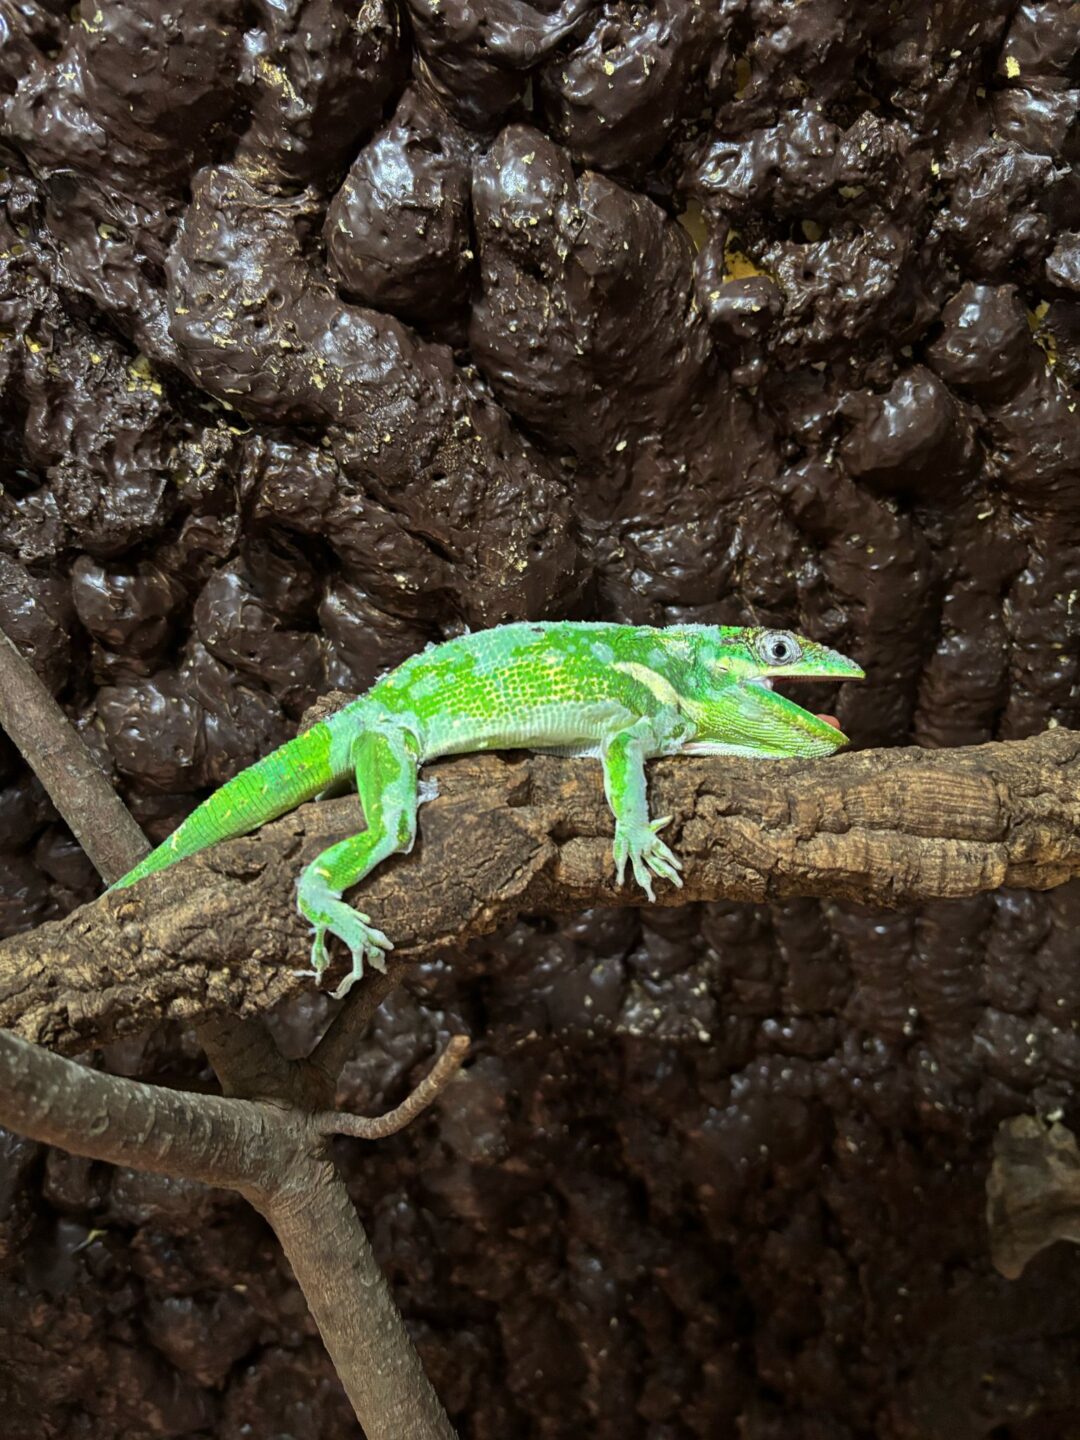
817;714;841;729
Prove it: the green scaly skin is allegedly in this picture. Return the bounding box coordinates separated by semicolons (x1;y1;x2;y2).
113;622;863;997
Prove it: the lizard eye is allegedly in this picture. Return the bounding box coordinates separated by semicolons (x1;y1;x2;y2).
756;631;802;667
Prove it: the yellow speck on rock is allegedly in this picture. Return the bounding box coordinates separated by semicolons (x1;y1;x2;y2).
723;233;768;282
1027;301;1059;368
1004;55;1020;78
676;201;709;252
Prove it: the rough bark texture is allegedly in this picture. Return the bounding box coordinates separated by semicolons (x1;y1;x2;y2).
2;730;1077;1054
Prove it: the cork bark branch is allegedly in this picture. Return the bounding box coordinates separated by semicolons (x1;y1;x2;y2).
1;727;1078;1054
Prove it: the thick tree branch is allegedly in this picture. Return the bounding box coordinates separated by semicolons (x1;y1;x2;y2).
2;611;1075;1434
1;728;1077;1054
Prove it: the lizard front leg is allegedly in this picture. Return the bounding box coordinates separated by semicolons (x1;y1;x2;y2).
296;720;420;999
601;717;684;903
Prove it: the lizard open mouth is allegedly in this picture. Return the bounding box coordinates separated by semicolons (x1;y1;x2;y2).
749;675;842;729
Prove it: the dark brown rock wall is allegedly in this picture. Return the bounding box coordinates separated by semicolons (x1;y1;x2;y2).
1;0;1079;1434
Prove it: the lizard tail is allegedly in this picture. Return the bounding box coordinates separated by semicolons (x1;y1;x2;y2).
112;720;339;890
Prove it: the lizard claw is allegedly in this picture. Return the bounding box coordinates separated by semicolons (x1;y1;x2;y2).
300;901;394;999
613;818;684;903
308;926;333;982
329;921;393;1000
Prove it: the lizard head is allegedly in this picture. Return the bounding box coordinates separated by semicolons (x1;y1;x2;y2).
680;627;864;758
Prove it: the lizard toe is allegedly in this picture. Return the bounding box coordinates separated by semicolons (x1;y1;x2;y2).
614;821;685;902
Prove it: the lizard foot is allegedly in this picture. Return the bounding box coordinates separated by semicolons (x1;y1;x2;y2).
301;893;393;1000
613;816;684;903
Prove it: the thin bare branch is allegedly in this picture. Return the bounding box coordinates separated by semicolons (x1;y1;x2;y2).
0;1022;459;1438
197;1007;314;1104
307;966;400;1081
263;1162;459;1440
319;1034;471;1139
0;1025;286;1189
0;624;150;884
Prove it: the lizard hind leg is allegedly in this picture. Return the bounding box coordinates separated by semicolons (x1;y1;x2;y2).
297;721;420;1000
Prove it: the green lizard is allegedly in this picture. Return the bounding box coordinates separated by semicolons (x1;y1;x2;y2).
113;622;863;997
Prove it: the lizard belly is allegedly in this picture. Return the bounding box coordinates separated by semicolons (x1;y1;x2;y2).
419;699;632;761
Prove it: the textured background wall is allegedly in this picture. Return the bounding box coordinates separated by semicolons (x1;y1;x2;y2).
1;0;1080;1435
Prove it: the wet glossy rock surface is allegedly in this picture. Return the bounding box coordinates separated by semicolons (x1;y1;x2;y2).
2;0;1080;1434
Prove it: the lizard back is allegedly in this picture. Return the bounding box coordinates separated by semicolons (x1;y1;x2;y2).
364;621;691;760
